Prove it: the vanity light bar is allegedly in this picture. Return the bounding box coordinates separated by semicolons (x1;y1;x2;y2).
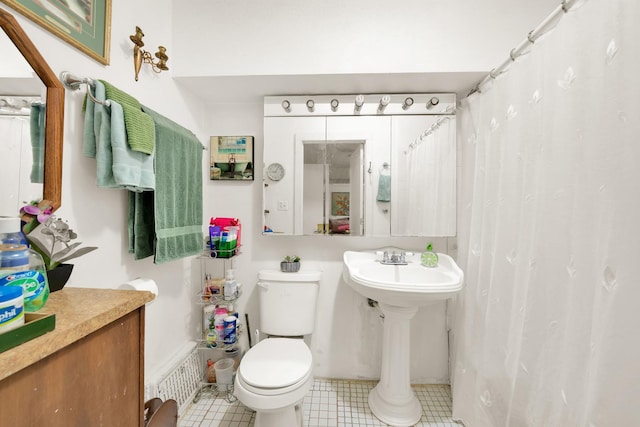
354;95;365;114
377;95;391;113
426;97;440;110
306;99;315;112
264;93;456;117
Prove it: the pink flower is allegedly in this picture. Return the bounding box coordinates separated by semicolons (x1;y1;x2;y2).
20;203;53;224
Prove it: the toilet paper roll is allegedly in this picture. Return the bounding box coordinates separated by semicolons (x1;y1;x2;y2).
119;278;158;297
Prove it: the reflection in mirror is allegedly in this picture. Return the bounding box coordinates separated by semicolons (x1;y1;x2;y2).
263;95;456;237
302;141;364;236
0;8;65;215
0;30;46;216
0;96;45;216
391;116;456;236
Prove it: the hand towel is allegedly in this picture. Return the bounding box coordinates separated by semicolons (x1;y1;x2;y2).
376;174;391;202
29;103;45;183
99;80;155;155
109;100;155;192
83;82;156;191
83;80;107;158
131;106;203;264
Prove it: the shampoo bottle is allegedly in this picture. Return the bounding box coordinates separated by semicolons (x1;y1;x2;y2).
421;243;439;268
224;269;237;301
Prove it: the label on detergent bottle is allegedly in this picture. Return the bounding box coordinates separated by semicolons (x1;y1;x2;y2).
223;316;237;345
0;270;49;312
0;286;24;333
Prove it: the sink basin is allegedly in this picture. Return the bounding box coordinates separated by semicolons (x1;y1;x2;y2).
342;248;464;426
343;249;464;307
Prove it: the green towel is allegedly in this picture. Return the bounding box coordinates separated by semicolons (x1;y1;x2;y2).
109;100;155;191
83;81;106;158
128;190;155;259
129;106;203;263
99;80;155;155
29;103;45;183
376;174;391;202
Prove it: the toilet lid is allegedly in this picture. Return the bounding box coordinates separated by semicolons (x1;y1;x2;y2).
239;338;312;389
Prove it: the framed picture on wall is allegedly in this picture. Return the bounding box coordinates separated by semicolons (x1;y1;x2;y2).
331;192;350;216
210;136;254;181
1;0;111;64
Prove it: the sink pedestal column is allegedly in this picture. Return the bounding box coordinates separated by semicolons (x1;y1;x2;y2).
368;303;422;426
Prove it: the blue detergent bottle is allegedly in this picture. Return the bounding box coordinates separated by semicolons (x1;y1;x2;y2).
0;217;49;311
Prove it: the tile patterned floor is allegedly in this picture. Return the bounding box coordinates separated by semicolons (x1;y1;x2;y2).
178;378;460;427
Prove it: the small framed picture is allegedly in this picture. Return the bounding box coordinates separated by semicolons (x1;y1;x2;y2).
209;136;254;181
331;192;350;216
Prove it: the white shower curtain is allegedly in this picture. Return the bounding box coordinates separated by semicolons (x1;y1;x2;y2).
452;0;640;426
0;115;39;216
395;117;456;236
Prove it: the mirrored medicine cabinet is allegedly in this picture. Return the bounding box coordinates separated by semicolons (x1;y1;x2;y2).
262;94;457;238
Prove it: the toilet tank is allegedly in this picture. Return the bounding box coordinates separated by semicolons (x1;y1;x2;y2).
257;269;321;336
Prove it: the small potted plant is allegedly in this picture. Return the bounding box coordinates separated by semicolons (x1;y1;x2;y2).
280;255;301;273
20;202;98;292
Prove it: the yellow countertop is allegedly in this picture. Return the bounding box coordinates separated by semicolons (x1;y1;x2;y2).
0;287;155;381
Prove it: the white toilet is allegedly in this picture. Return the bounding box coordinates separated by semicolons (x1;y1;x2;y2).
234;269;321;427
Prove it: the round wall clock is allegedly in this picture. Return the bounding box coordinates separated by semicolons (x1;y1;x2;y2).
266;162;285;181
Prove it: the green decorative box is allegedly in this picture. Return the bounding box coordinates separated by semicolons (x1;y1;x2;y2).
0;312;56;353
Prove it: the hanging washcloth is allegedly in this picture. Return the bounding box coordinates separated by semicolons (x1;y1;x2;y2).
109;100;155;191
376;174;391;202
99;80;155;155
29;103;45;183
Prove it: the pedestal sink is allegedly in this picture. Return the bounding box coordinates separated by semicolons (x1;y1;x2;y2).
342;249;464;426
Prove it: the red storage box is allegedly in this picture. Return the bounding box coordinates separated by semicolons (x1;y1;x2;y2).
210;217;241;248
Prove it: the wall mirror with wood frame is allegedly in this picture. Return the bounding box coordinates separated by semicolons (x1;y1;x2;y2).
0;8;64;216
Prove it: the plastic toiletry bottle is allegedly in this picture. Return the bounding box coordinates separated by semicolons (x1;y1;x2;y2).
203;274;212;301
0;285;24;334
0;217;28;246
214;306;228;346
223;315;237;345
421;243;439;268
0;218;49;311
224;269;237;301
203;303;216;333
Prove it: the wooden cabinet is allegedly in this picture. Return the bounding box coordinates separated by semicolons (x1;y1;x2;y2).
0;288;153;426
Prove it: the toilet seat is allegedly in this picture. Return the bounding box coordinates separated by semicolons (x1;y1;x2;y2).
238;338;312;396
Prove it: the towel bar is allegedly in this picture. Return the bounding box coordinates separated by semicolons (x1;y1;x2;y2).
59;71;108;106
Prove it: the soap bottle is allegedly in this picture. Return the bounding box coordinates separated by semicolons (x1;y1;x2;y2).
421;243;439;268
0;217;28;246
0;218;49;311
224;269;237;301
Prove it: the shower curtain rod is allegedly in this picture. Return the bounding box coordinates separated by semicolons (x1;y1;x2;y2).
471;0;581;96
405;115;453;154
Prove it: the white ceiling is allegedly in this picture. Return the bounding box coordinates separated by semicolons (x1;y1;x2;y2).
174;71;486;105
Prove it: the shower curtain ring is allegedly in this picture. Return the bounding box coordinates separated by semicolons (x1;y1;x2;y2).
527;30;536;44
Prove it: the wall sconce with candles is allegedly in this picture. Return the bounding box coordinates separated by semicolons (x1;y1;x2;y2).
129;26;169;81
